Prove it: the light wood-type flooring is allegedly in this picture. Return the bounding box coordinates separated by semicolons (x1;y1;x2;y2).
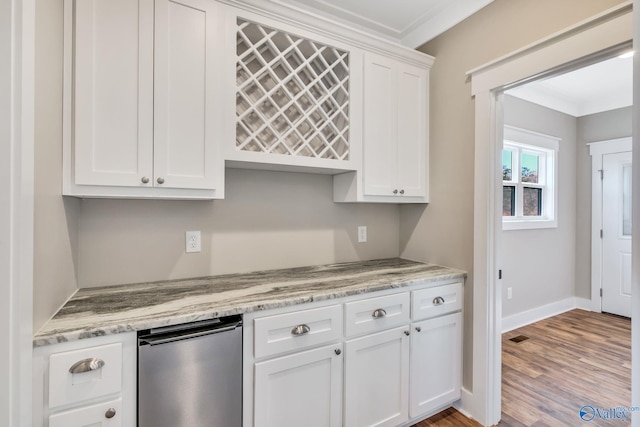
413;310;631;427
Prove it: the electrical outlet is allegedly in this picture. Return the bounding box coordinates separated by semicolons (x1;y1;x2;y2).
186;231;201;253
507;287;513;300
357;226;367;243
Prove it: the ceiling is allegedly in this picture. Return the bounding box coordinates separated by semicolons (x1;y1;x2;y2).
506;54;633;117
275;0;495;48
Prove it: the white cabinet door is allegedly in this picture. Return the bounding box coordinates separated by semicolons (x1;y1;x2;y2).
254;343;343;427
396;63;428;198
153;0;222;190
344;326;410;427
49;398;122;427
363;54;397;197
410;312;462;418
73;0;154;187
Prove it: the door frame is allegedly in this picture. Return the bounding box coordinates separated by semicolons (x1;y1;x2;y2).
589;138;633;313
466;4;633;426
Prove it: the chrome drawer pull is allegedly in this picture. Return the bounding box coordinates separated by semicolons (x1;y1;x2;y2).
69;357;105;374
433;296;445;306
372;308;387;318
291;324;311;336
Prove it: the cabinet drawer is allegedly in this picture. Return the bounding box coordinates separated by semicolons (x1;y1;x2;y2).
254;305;342;359
49;342;122;409
412;282;462;321
49;397;122;427
344;292;410;337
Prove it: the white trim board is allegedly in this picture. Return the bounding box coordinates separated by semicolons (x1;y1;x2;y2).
502;298;592;333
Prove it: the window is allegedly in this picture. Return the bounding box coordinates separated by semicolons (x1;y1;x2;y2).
502;126;559;230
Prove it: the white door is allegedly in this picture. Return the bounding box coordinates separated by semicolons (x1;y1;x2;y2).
410;312;462;418
254;344;343;427
344;326;410;427
602;151;632;317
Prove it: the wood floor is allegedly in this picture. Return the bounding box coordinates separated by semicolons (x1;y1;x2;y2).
413;310;631;427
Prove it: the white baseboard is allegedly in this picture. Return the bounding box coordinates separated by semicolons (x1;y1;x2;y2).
502;297;592;333
454;387;474;419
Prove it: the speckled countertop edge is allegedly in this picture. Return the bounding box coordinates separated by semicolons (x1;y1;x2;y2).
33;258;466;347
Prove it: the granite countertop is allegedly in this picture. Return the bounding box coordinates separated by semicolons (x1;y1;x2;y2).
33;258;466;347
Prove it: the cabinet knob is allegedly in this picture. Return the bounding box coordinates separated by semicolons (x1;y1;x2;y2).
399;189;405;195
141;176;150;184
291;324;311;336
404;330;410;336
372;308;387;319
105;408;116;419
433;296;445;306
393;189;398;194
335;348;342;355
415;326;422;332
156;177;165;184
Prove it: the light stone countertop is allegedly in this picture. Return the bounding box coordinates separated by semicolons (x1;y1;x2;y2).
33;258;466;347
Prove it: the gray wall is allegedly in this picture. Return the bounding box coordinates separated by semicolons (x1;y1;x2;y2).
501;95;577;317
575;107;632;300
401;0;627;390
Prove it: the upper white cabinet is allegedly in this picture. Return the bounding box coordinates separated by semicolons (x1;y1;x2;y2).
63;0;225;199
334;52;430;203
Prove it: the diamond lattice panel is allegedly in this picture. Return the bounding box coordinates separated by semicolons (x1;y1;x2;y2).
236;18;350;160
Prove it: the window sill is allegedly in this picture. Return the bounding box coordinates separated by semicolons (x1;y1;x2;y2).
502;218;557;231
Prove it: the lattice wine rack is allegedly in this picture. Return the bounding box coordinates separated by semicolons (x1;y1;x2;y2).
236;18;350;160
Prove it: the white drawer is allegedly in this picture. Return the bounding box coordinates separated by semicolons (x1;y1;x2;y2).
254;304;342;359
412;282;462;321
344;292;410;337
49;342;122;409
49;397;122;427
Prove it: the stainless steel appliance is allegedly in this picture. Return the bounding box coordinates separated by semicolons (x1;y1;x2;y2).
137;315;243;427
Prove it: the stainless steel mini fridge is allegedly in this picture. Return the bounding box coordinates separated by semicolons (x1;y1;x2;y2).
137;315;243;427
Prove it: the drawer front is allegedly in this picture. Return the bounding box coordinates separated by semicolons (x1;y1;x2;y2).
49;397;122;427
49;342;122;409
412;282;462;321
254;304;342;359
344;292;410;337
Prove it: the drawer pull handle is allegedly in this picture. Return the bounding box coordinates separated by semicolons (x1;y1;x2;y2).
372;308;387;318
335;348;342;355
105;408;117;419
291;324;311;336
415;326;422;332
404;330;410;336
69;357;105;374
433;296;445;306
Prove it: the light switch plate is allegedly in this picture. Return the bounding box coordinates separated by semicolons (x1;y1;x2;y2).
357;226;367;243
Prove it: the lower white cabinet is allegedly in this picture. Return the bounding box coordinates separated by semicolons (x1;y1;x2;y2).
254;344;343;427
410;312;463;418
344;326;410;427
49;398;122;427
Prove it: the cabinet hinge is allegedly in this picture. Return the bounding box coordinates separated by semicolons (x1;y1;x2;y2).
498;270;503;280
600;229;603;239
598;169;604;180
600;288;603;297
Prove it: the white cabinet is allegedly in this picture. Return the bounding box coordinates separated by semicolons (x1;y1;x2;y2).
344;327;410;427
63;0;225;199
410;313;462;417
334;52;430;203
33;333;137;427
254;344;343;427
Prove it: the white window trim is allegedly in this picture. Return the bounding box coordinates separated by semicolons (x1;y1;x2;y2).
502;125;560;231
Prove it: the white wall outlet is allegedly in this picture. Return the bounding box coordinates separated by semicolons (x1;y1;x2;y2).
507;287;513;300
357;226;367;243
186;231;201;253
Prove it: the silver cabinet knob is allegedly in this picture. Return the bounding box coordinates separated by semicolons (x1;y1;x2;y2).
372;308;387;319
335;348;342;355
291;324;311;336
399;189;405;195
415;326;422;332
404;330;410;336
69;358;105;374
433;296;445;306
105;408;116;419
141;176;150;184
393;189;398;194
156;177;165;184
